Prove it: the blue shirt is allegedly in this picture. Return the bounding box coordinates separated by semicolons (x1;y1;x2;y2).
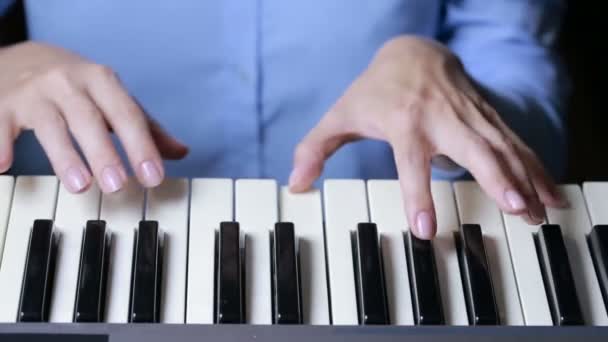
1;0;569;184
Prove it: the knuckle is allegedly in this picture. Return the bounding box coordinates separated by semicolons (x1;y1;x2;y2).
392;100;426;135
46;110;65;127
468;134;493;158
83;63;114;76
92;150;121;167
413;87;436;104
85;63;117;81
398;98;425;119
123;98;144;117
39;68;80;98
399;144;424;166
438;97;457;115
400;179;431;206
295;138;330;167
494;132;517;156
83;141;122;167
75;101;103;122
32;111;65;133
294;141;317;161
41;67;71;88
466;138;503;179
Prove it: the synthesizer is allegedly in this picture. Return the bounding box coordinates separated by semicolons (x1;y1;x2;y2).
0;176;607;341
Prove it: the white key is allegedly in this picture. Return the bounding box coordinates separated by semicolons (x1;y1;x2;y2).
430;181;468;325
279;186;329;324
0;175;15;268
49;184;101;322
502;214;551;325
366;180;414;325
453;181;523;325
0;176;59;322
102;180;144;323
323;179;368;325
187;178;233;324
235;179;277;324
547;184;608;325
583;182;608;225
146;178;190;323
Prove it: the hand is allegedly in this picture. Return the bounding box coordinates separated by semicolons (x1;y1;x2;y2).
0;42;188;193
289;36;566;239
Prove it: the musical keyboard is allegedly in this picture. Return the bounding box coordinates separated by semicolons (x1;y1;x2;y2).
0;175;608;341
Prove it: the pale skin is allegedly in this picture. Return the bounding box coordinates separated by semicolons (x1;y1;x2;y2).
0;37;567;240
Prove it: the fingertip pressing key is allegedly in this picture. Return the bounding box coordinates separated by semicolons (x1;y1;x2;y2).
63;166;90;193
101;165;125;193
140;160;163;188
504;189;526;212
415;210;435;240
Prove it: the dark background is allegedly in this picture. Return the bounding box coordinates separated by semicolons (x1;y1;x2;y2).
558;2;605;182
1;2;605;182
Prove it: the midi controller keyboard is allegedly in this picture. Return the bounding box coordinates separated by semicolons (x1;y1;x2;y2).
0;176;607;341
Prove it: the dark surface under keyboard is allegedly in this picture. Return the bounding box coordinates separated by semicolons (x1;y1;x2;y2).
2;324;608;342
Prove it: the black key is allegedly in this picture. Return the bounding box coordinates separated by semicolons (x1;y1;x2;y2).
74;220;111;323
457;224;499;325
216;222;244;324
590;225;608;312
272;222;302;324
18;219;57;322
353;223;388;325
129;220;163;323
536;224;583;325
406;230;443;325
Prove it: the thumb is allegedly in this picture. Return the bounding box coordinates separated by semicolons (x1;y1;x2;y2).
148;118;189;160
289;115;357;192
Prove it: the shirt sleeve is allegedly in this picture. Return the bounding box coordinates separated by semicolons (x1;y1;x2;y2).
437;0;569;180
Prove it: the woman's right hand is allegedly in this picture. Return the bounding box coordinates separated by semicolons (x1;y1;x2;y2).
0;42;188;193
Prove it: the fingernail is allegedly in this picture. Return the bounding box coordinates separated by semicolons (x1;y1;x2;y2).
101;166;124;193
505;189;526;211
140;160;163;187
415;211;434;240
64;167;88;192
531;202;547;223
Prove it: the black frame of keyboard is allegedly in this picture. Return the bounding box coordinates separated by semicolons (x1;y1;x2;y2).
1;324;607;342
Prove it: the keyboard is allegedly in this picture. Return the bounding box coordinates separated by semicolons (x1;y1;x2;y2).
1;176;608;341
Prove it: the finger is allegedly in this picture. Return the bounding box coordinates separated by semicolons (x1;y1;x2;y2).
289;114;358;192
83;65;164;187
436;120;534;219
148;117;189;160
26;101;92;193
521;147;568;208
464;104;545;223
490;137;545;223
479;102;566;208
392;136;436;240
52;90;127;193
0;115;16;173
